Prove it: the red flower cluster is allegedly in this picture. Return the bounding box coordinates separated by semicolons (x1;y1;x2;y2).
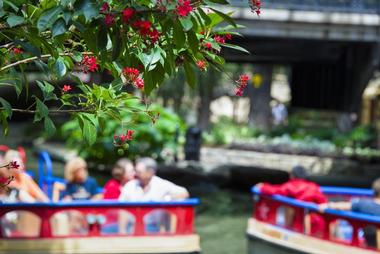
132;20;151;36
235;74;249;96
213;34;232;44
134;78;144;90
203;42;212;50
100;2;109;13
12;47;23;54
249;0;261;16
122;8;135;23
81;56;98;73
196;60;207;71
113;129;134;146
62;85;72;93
213;35;225;44
132;20;161;44
176;0;193;17
123;67;144;90
123;67;139;81
105;14;115;26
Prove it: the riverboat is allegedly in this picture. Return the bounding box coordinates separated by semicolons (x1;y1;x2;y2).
0;151;200;254
248;185;380;254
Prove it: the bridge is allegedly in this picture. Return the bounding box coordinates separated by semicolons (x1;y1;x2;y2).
222;0;380;113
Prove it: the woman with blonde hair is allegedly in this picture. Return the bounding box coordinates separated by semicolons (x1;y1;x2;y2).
5;150;49;202
62;157;102;200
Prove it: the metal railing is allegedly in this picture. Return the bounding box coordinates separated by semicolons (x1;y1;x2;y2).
229;0;380;14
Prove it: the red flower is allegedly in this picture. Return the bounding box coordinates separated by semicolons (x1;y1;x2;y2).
126;130;134;140
105;14;115;26
9;161;19;169
134;78;144;90
196;60;207;71
123;67;140;82
238;74;249;87
224;34;232;40
122;8;135;23
119;134;127;142
203;42;212;50
81;55;98;73
235;87;244;97
148;29;160;44
213;35;225;44
250;0;261;16
62;85;72;92
132;20;152;36
12;47;23;54
100;2;109;13
176;0;193;17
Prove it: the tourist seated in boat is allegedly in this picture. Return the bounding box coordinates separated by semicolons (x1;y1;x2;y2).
4;150;49;202
319;178;380;247
0;166;34;203
119;157;189;201
256;165;327;236
103;158;135;200
61;157;102;201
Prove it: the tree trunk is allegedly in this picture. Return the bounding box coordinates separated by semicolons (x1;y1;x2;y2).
197;70;216;130
248;64;273;130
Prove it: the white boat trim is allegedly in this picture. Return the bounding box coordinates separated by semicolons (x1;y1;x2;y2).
247;218;378;254
0;234;201;254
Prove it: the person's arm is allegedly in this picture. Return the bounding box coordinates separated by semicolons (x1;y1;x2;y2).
259;182;286;196
165;181;189;200
319;202;352;212
89;178;103;200
26;175;49;202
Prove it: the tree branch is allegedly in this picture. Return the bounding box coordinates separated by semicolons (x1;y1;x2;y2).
0;52;93;72
9;108;95;114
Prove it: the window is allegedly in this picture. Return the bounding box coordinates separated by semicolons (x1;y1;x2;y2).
1;211;41;237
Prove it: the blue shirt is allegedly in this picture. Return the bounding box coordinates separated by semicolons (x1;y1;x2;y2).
351;199;380;216
63;177;100;200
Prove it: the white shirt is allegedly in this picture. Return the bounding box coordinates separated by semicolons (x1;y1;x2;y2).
119;176;188;202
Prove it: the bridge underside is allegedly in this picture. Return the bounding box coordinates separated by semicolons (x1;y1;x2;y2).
223;36;380;113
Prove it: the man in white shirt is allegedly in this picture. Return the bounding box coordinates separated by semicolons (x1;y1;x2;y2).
119;157;189;202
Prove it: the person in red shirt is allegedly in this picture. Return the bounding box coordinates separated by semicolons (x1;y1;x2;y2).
257;166;327;236
103;158;135;200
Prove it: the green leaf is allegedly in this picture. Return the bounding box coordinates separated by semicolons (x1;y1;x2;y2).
222;43;250;54
97;21;108;52
0;97;12;118
79;115;97;145
111;30;122;60
187;30;199;53
184;61;196;88
15;39;41;58
0;111;9;136
36;81;57;101
34;98;49;122
74;0;98;22
173;22;185;50
7;14;25;27
37;6;63;32
180;16;193;32
210;8;237;28
54;57;67;78
205;0;229;4
44;116;56;136
143;71;154;95
3;0;18;11
197;8;211;26
52;18;67;37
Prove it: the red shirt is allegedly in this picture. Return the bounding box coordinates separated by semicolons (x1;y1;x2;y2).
260;179;327;235
260;179;327;204
103;179;122;199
